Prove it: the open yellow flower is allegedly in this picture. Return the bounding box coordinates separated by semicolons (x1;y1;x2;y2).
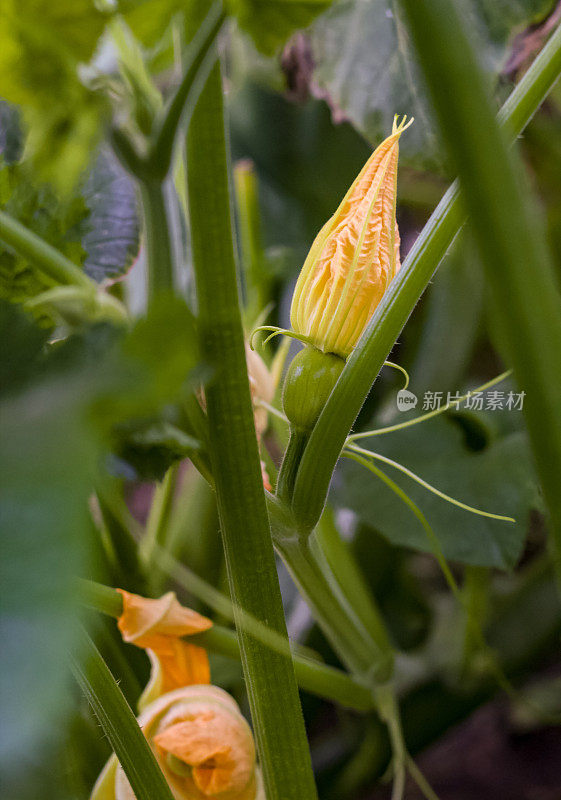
92;592;265;800
92;686;265;800
290;116;413;358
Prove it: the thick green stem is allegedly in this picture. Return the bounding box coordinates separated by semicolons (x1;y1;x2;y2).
275;536;393;683
140;180;175;302
291;22;561;531
0;209;95;291
78;578;377;712
313;509;392;657
397;0;561;579
71;629;174;800
186;64;317;799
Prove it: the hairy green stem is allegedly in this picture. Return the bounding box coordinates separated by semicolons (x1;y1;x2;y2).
291;20;561;531
70;628;174;800
187;64;317;799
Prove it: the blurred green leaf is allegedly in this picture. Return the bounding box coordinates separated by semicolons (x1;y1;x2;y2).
85;294;202;474
307;0;556;166
0;0;109;191
122;0;185;46
229;0;334;55
0;0;107;107
119;293;201;409
0;303;101;789
336;416;541;568
230;84;372;243
0;101;23;164
0;297;202;779
0;302;48;394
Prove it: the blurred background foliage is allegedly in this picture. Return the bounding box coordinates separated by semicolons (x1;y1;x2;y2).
1;1;560;799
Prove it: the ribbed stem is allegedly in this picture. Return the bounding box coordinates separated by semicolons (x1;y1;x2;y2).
186;63;317;799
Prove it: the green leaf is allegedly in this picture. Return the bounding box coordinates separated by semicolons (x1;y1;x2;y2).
0;0;107;107
229;0;334;55
119;294;201;410
81;149;141;283
308;0;556;166
336;416;541;569
0;142;140;317
0;159;90;324
0;100;23;164
0;301;48;394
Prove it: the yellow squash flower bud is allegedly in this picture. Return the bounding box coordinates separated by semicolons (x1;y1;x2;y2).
290;116;413;358
92;686;265;800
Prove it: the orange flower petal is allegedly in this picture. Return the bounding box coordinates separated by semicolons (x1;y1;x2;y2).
116;590;213;707
117;590;212;646
153;708;254;796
